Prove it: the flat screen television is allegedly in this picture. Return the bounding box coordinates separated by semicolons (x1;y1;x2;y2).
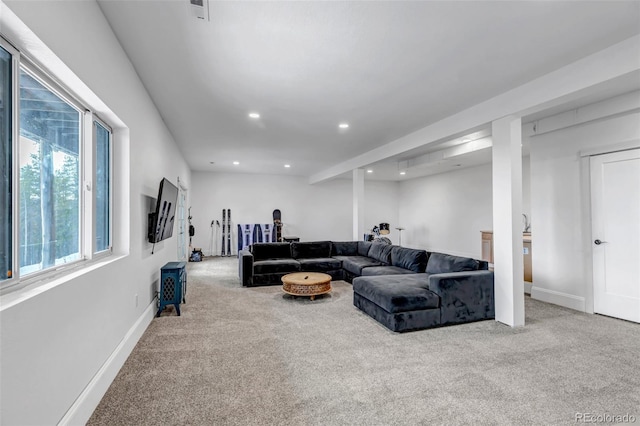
148;178;179;244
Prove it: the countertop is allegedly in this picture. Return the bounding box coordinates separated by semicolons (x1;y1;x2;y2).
481;230;532;242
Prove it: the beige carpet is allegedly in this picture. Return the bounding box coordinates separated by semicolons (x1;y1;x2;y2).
88;256;640;425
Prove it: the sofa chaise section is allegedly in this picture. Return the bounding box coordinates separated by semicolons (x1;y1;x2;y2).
353;274;441;332
427;270;495;326
352;252;494;332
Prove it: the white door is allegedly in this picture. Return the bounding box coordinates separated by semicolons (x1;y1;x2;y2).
591;148;640;323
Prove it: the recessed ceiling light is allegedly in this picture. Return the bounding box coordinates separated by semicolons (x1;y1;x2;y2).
339;123;349;129
248;112;260;119
366;169;373;173
284;164;291;168
233;161;240;165
400;171;406;176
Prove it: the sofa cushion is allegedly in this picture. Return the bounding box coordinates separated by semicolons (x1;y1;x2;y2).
291;241;332;259
352;275;439;313
390;246;428;273
357;241;373;257
298;257;342;272
253;259;300;275
361;266;417;276
368;243;393;264
331;241;358;256
337;256;384;276
251;243;291;261
426;252;480;274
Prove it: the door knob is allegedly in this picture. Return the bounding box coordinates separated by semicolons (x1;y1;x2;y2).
594;239;607;245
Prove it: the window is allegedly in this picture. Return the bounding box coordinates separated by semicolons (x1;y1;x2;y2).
0;45;12;282
19;68;82;276
94;120;111;253
0;37;114;287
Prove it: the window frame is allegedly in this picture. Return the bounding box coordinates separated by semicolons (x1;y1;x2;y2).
1;36;19;287
92;116;113;257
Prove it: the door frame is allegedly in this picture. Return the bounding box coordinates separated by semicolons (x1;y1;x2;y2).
176;177;188;262
579;139;640;314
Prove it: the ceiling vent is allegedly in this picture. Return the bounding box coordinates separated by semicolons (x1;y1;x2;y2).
190;0;209;21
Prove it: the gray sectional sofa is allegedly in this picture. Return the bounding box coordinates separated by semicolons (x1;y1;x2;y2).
238;240;494;332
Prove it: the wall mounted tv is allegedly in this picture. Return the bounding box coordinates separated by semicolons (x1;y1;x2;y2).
148;178;179;244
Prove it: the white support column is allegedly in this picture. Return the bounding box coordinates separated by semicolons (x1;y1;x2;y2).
492;116;525;327
353;169;365;241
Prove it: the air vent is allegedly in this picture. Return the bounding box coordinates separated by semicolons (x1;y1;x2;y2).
190;0;209;21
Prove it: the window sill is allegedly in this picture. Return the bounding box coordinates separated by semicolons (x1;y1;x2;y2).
0;254;127;311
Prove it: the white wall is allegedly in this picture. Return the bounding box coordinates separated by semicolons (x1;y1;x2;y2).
528;110;640;311
399;165;492;257
522;155;531;225
398;159;531;258
190;172;400;254
364;179;401;245
0;2;191;424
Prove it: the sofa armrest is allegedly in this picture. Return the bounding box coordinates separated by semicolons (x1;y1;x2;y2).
239;250;254;287
427;271;494;325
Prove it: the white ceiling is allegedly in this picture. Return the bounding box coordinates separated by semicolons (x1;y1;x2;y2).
97;0;640;181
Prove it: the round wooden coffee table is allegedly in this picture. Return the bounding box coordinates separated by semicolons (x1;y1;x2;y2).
281;272;332;300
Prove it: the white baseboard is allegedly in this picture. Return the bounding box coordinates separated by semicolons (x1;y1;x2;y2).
58;302;156;426
524;281;532;294
530;286;586;312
